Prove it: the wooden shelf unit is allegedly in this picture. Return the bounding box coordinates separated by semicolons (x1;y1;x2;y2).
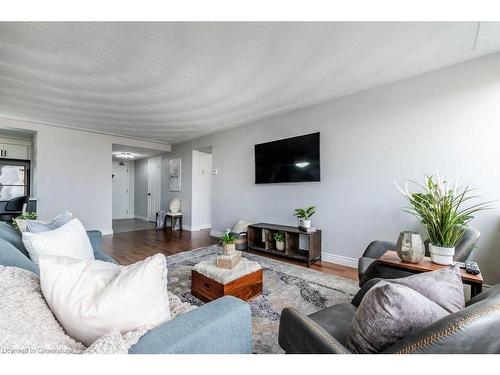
247;223;321;265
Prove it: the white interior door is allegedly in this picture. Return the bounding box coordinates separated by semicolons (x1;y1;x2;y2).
147;157;161;222
191;150;212;230
112;161;130;219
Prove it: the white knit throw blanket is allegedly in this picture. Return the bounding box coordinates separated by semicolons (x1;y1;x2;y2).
156;210;167;229
0;266;195;354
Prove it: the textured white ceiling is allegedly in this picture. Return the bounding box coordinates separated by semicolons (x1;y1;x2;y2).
1;22;500;144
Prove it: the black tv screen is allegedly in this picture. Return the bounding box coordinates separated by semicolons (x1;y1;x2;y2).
255;132;320;184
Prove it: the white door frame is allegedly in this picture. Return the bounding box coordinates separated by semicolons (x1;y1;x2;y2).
112;161;130;219
147;157;162;222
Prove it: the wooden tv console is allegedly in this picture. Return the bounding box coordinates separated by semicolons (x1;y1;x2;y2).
247;223;321;266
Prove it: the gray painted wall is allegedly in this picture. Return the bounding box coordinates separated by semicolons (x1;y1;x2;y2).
135;52;500;284
0;117;169;234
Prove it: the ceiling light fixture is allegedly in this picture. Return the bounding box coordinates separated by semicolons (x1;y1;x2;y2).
295;162;310;168
116;152;134;159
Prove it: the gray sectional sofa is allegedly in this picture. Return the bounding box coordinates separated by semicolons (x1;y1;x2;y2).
0;222;253;354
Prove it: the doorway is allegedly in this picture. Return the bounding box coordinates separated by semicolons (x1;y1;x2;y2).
191;149;213;231
147;156;162;222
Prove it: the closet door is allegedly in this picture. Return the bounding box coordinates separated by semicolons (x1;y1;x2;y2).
2;143;29;159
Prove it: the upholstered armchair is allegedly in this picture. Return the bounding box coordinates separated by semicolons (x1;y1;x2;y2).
358;226;480;287
278;278;500;354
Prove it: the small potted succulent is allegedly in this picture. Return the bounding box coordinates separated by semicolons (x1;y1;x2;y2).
274;231;285;251
293;206;316;228
220;229;237;255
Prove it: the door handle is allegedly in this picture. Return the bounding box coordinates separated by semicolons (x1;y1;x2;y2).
147;193;151;196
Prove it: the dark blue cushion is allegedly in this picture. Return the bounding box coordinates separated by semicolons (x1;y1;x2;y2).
0;222;29;258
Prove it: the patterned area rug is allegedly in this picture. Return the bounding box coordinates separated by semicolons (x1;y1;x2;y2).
166;245;359;354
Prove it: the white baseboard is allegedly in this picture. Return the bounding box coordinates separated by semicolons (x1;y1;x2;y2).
187;224;211;231
183;224;212;232
112;215;135;220
101;228;114;236
197;224;212;230
321;253;358;268
210;229;224;237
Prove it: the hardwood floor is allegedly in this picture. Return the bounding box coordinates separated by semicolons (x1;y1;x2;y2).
102;228;358;281
102;228;218;265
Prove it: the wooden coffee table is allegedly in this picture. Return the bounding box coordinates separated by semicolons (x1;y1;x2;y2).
379;250;483;298
191;258;263;302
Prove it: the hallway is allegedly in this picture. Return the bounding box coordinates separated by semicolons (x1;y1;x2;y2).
112;218;155;234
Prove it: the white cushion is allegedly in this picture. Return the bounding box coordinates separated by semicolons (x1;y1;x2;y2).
39;254;171;346
21;218;94;265
15;218;30;233
231;219;249;234
193;257;262;284
168;198;181;213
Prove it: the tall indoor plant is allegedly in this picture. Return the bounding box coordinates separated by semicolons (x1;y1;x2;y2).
395;172;491;265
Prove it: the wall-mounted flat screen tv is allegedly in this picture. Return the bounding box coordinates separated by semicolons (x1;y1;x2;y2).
254;132;320;184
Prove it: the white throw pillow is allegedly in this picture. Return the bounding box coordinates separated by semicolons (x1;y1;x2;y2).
22;218;94;264
15;218;29;233
39;254;171;346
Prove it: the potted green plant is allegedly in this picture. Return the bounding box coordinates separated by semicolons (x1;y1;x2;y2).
395;172;491;265
293;206;316;228
219;229;237;255
274;231;285;251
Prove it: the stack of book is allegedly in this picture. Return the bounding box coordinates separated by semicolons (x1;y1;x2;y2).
299;226;317;233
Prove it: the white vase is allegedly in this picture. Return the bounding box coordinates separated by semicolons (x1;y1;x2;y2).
276;240;285;251
222;243;236;255
429;244;455;265
301;220;311;229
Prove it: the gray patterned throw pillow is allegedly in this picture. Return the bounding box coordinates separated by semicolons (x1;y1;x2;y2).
345;266;464;353
24;211;74;233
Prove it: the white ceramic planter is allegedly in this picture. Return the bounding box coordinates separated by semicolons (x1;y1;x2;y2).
301;220;311;229
429;244;455;265
276;240;285;251
222;243;236;255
